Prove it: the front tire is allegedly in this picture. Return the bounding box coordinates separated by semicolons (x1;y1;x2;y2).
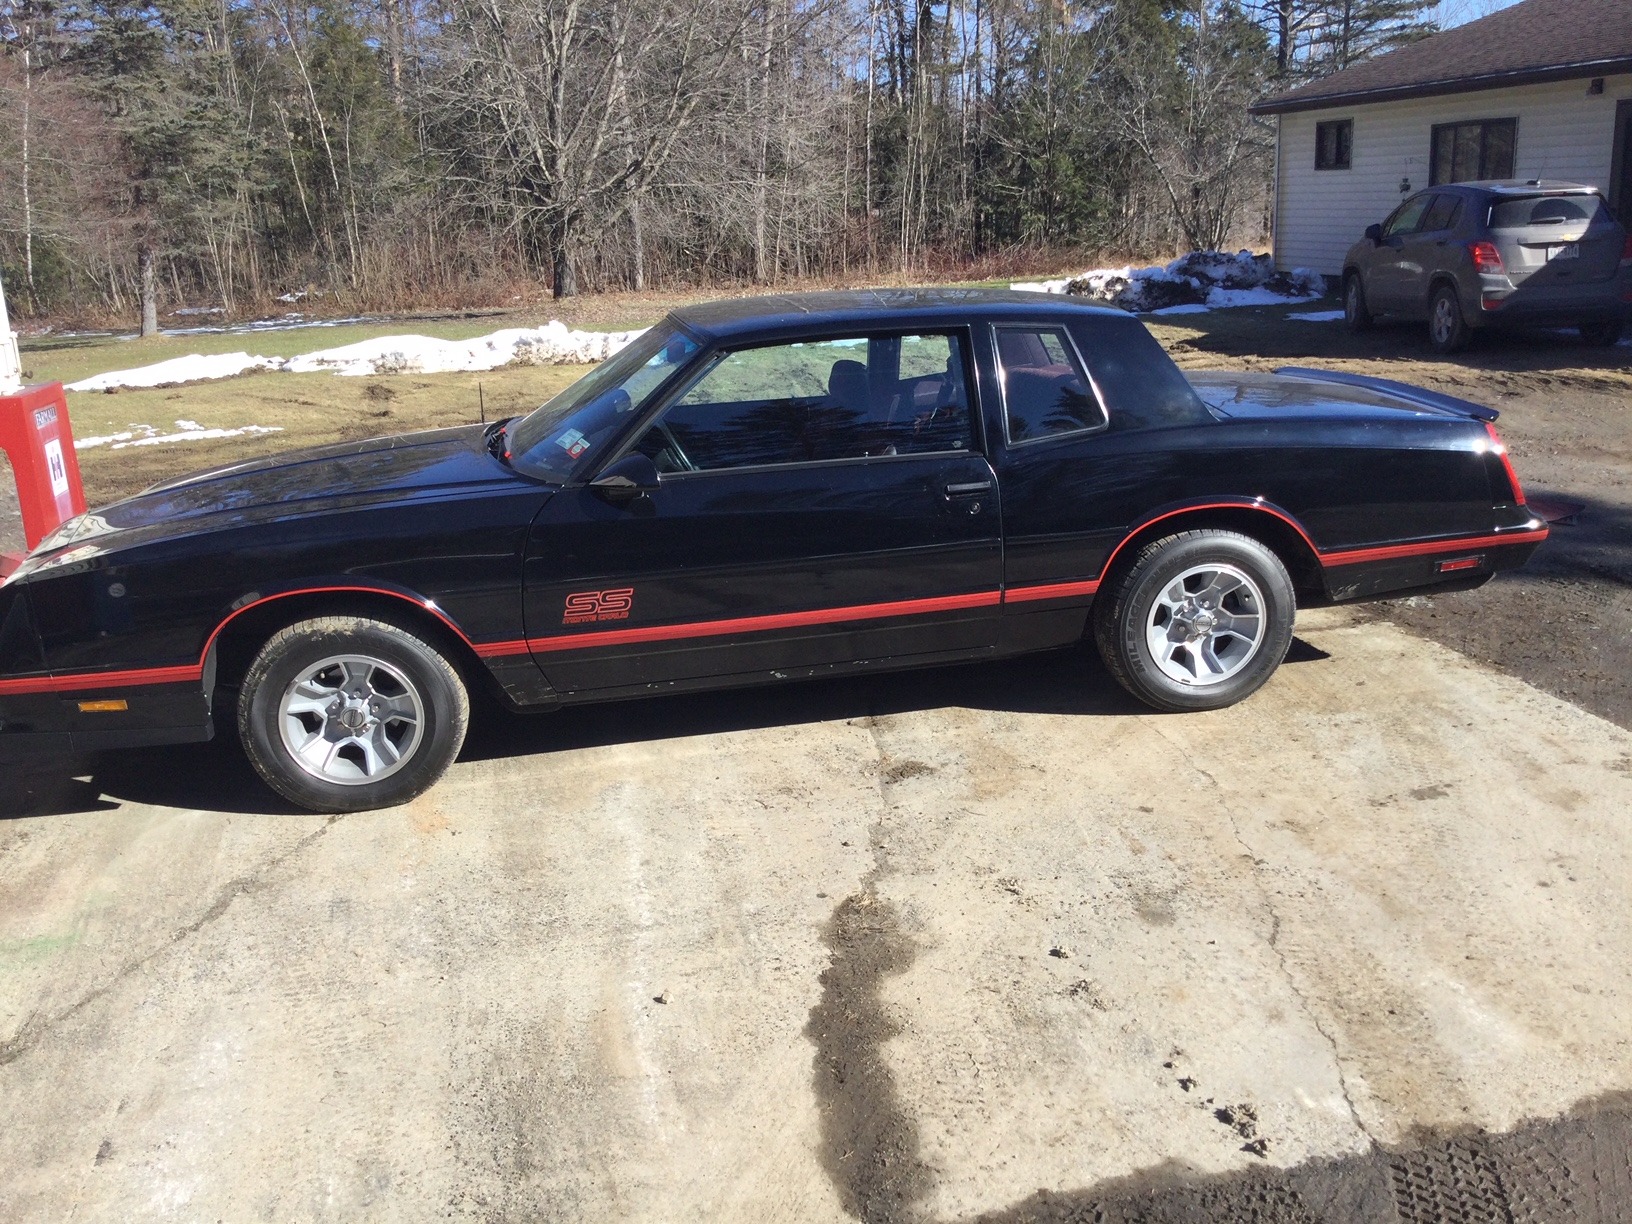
1343;273;1372;333
1428;284;1470;354
238;616;469;812
1093;530;1296;713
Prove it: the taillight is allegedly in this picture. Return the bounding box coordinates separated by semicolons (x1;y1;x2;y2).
1484;422;1526;505
1619;233;1632;268
1470;241;1504;274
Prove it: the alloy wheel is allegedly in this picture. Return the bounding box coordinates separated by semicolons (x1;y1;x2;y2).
1144;563;1266;686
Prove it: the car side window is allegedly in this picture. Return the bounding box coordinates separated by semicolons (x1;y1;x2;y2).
633;333;972;473
995;326;1107;444
1421;194;1462;232
1383;194;1433;239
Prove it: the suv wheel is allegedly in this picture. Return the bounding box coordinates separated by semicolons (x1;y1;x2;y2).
1579;318;1623;347
238;616;469;812
1093;530;1296;713
1428;284;1469;354
1343;273;1372;333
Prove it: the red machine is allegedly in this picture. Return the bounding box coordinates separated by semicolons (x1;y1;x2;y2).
0;382;87;574
1;277;86;578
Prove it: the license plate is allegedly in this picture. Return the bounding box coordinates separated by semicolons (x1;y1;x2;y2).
1549;243;1579;260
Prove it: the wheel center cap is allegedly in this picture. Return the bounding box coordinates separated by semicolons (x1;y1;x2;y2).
338;706;370;732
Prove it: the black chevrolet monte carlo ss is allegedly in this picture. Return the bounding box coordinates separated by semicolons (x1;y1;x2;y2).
0;289;1546;811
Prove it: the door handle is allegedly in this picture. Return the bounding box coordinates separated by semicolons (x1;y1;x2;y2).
944;480;992;497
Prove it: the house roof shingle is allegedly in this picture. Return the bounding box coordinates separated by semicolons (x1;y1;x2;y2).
1250;0;1632;115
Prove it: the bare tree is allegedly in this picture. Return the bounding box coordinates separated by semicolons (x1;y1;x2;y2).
435;0;748;297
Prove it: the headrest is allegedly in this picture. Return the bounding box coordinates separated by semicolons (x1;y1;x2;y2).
828;359;870;409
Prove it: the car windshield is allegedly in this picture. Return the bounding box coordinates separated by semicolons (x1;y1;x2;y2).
507;327;700;482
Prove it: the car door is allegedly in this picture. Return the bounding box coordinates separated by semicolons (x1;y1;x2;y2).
521;330;1003;697
1369;193;1435;311
1401;193;1465;314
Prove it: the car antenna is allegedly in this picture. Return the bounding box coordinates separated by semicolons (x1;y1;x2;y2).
478;381;486;424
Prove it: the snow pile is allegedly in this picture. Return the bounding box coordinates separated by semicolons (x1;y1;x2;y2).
1289;309;1346;322
68;352;281;392
284;323;645;377
75;420;284;451
1014;251;1325;313
63;322;646;392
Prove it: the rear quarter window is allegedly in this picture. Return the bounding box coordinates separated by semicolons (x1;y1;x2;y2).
1490;194;1613;229
1066;314;1209;432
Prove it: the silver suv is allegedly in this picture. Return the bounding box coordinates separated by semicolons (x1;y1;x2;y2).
1342;181;1631;353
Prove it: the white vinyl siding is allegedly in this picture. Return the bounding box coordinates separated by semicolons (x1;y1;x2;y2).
1273;73;1632;275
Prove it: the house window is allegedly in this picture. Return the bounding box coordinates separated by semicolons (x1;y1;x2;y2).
1430;118;1516;186
1315;120;1352;170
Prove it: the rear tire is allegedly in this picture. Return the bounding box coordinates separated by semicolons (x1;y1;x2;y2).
1579;318;1623;347
1343;273;1372;333
1428;284;1469;354
1092;530;1296;713
238;616;469;813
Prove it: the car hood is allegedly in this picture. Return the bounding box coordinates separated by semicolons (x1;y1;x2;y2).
29;424;536;562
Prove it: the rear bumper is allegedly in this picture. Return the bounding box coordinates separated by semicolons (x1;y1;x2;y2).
1470;276;1632;327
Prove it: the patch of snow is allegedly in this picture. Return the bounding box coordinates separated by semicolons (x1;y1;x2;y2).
284;323;645;377
64;322;646;392
171;306;226;317
1011;250;1326;314
1289;309;1346;322
1011;278;1075;295
75;421;284;451
67;352;281;392
1148;303;1212;316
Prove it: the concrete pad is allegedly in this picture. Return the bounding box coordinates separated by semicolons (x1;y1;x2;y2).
1;608;1629;1221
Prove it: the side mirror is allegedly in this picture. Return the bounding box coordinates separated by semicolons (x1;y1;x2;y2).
1364;223;1383;243
590;452;660;505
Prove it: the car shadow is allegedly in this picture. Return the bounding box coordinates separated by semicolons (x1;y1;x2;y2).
2;636;1335;820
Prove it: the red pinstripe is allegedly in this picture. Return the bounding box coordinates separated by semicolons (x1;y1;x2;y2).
1003;579;1101;603
1320;527;1547;567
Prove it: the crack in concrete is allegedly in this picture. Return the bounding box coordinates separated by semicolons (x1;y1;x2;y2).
1148;721;1375;1148
0;814;343;1070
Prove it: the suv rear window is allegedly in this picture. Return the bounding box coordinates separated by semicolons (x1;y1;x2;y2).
1490;194;1612;229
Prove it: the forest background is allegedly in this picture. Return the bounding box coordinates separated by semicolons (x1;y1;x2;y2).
0;0;1506;326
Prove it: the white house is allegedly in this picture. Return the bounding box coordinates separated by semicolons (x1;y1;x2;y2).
1251;0;1632;276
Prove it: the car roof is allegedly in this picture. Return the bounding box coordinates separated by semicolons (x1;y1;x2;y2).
668;287;1124;343
1449;179;1603;196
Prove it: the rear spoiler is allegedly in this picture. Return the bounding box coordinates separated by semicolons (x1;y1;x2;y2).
1274;367;1500;422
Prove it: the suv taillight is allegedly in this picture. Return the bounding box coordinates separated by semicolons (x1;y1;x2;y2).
1485;422;1526;506
1470;241;1504;274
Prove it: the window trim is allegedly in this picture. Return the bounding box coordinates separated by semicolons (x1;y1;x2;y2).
1428;117;1518;187
992;323;1111;449
611;326;983;476
1314;119;1353;171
